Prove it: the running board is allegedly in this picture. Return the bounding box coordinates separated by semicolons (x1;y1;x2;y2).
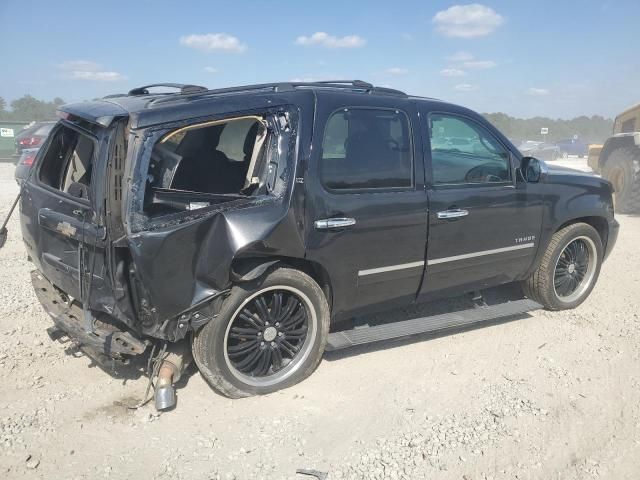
326;298;541;351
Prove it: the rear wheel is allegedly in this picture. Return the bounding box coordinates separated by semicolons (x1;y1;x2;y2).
192;267;330;398
602;147;640;213
522;223;603;310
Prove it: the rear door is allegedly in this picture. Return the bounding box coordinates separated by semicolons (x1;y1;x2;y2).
418;109;543;297
304;93;428;319
20;121;106;303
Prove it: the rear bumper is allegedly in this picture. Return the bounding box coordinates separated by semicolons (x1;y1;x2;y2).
31;270;147;358
604;218;619;261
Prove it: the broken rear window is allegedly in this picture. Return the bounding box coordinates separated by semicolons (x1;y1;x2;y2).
38;125;95;200
145;116;271;215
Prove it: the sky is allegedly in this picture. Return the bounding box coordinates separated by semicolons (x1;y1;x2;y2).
1;0;638;119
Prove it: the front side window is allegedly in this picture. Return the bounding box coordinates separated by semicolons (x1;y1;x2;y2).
38;125;94;200
321;108;413;190
429;114;510;185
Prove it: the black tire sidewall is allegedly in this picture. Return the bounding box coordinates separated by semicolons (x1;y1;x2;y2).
193;267;330;397
603;148;639;213
544;224;603;310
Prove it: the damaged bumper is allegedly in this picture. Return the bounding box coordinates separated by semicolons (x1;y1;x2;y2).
31;270;148;358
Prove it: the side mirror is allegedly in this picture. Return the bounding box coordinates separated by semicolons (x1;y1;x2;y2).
519;156;544;183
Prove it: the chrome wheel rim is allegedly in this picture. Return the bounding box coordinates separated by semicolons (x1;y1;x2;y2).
553;236;597;303
223;286;317;387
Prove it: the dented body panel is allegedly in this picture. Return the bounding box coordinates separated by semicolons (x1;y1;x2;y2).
19;82;618;358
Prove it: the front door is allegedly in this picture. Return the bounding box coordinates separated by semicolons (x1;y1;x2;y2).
419;110;543;297
304;93;428;320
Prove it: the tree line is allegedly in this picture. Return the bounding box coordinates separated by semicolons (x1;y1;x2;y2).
0;95;65;122
483;112;613;144
0;94;615;143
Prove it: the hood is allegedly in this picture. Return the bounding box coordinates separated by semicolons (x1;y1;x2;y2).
544;161;613;193
545;163;598;177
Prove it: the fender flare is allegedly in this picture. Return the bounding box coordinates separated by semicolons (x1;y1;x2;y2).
230;258;281;283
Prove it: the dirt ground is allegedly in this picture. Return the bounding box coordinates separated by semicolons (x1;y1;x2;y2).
1;159;639;480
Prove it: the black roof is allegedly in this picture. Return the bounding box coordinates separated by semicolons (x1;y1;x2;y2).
58;80;445;129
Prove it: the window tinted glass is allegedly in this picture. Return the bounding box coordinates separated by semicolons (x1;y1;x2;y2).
429;114;510;185
321;108;412;190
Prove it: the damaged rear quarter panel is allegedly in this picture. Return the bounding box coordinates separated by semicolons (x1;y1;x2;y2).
122;101;309;336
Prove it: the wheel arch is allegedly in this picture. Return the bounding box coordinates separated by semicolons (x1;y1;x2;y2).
554;216;609;253
230;255;334;312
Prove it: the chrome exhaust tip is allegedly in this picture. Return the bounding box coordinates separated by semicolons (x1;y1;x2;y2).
154;384;176;410
154;363;177;410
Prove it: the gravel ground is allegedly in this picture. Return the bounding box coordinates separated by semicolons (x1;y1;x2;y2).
1;161;639;480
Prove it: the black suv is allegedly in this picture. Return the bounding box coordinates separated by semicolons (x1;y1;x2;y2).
16;81;618;403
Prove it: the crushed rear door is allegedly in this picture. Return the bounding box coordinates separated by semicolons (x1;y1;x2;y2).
19;117;128;332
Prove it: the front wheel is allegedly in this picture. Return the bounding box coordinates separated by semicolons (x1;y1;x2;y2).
192;266;330;398
522;223;603;310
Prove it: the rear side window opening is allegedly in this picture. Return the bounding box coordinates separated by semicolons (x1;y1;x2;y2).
144;115;276;216
38;124;95;201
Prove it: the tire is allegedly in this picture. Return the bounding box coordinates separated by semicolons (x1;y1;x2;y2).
522;223;603;311
192;266;330;398
602;147;640;214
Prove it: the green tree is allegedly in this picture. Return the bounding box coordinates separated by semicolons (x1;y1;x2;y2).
483;112;613;144
0;97;5;112
0;95;64;121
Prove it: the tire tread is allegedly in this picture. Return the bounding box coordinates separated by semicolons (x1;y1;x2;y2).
603;147;640;214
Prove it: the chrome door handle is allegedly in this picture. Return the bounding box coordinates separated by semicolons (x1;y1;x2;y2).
437;209;469;219
314;217;356;230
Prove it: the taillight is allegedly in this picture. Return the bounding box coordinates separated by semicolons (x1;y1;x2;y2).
21;152;37;166
19;137;42;147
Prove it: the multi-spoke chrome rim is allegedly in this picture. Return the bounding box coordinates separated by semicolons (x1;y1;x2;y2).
553;236;597;303
223;286;317;387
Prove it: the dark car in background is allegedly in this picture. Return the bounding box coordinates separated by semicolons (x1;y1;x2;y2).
14;121;55;157
555;137;589;158
14;148;39;185
518;140;561;161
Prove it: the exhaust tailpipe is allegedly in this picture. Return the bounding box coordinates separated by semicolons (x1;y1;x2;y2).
154;344;190;411
154;363;177;410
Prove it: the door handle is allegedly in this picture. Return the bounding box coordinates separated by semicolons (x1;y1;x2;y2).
437;209;469;219
314;217;356;230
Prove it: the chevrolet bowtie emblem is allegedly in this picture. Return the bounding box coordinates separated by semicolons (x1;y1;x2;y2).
56;221;77;237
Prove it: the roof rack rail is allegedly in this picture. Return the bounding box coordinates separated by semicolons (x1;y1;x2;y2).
293;80;406;97
312;79;374;89
128;83;208;96
148;80;407;106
